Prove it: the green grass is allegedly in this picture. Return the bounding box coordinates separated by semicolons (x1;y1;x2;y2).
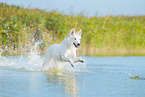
0;3;145;56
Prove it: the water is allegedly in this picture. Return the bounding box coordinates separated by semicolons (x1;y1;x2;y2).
0;43;145;97
1;0;145;16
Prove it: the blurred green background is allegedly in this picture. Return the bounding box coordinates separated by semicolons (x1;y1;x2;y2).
0;3;145;56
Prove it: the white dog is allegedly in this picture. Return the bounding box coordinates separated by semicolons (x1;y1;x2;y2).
43;29;84;69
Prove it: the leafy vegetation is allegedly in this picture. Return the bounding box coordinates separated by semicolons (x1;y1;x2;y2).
130;75;145;80
0;3;145;56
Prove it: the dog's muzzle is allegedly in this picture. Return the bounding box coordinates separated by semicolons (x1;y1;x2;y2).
73;43;80;48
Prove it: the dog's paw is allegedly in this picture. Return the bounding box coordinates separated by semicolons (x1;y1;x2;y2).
80;59;85;63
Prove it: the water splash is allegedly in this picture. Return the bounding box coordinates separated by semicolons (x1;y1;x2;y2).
28;41;43;66
0;48;7;66
0;41;44;71
0;41;87;72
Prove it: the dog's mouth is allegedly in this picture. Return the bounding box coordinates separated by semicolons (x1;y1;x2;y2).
73;42;80;48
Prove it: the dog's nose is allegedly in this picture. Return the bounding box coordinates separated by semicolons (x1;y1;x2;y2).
77;43;80;46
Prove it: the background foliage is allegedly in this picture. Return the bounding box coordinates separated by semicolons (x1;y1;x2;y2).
0;3;145;56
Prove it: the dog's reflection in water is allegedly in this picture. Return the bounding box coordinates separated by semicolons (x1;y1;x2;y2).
44;70;79;95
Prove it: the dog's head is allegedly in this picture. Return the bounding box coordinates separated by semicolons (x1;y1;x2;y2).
67;28;82;48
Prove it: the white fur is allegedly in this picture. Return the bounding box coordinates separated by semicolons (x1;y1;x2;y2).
43;29;84;70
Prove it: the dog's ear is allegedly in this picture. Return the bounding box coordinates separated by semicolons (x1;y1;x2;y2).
77;29;82;37
69;28;75;37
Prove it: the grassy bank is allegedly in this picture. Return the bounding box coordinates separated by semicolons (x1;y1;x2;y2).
0;3;145;56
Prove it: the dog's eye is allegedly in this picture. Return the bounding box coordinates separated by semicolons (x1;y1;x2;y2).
74;38;76;40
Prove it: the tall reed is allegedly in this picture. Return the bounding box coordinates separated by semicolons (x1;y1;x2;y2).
0;3;145;56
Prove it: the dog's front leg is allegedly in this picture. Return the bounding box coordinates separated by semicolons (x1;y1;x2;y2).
73;57;85;63
61;56;75;68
